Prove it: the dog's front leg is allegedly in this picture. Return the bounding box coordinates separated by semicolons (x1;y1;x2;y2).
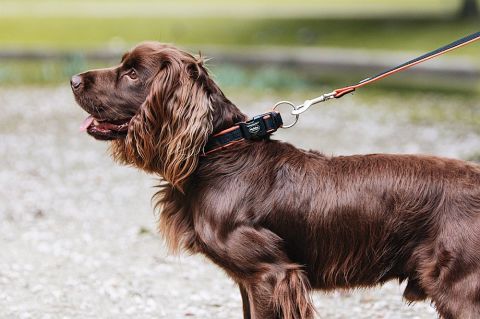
239;283;251;319
198;225;314;319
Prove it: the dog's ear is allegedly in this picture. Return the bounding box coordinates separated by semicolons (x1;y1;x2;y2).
126;52;213;191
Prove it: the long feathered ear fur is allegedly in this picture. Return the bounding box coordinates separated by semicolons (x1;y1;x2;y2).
122;49;213;191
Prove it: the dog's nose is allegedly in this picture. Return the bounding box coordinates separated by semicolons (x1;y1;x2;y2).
70;75;82;90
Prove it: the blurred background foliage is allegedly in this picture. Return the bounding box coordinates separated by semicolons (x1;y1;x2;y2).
0;0;478;95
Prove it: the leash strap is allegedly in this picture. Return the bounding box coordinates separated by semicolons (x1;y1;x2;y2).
334;31;480;98
290;31;480;116
203;112;283;155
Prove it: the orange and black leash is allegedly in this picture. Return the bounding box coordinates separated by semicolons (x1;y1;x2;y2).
204;32;480;155
332;31;480;99
276;31;480;125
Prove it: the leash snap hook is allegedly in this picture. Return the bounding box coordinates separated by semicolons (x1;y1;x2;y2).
291;91;336;115
273;101;299;128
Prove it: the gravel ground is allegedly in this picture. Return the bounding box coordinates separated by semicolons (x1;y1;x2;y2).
1;87;479;318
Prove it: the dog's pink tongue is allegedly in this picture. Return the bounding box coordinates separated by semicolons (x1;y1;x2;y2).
80;116;94;132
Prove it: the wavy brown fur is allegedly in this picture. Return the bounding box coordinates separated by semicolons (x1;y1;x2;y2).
73;42;480;319
112;45;214;190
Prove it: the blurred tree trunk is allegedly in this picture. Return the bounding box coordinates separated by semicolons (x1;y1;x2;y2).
458;0;479;19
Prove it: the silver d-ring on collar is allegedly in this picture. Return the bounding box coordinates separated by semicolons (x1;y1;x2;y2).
273;101;299;128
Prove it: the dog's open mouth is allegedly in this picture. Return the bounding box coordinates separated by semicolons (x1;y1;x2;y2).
80;115;131;140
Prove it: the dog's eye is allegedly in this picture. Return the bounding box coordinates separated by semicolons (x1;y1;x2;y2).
127;69;137;80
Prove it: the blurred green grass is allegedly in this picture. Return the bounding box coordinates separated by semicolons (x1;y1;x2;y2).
0;0;478;54
1;17;478;57
0;0;478;90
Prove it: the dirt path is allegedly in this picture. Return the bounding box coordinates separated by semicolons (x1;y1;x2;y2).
1;87;479;318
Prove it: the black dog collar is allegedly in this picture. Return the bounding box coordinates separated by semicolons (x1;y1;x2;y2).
203;111;283;155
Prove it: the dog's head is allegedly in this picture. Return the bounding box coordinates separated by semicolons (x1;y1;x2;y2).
72;42;220;189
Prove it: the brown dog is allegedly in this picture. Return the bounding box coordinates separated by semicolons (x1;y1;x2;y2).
71;42;480;319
